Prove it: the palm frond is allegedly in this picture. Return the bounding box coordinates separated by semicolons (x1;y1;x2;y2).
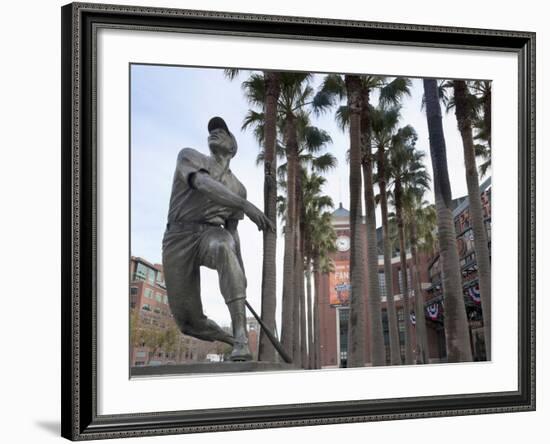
241;73;266;107
312;91;336;115
335;105;350;132
320;74;346;100
241;109;266;145
302;126;332;153
378;77;412;106
311;152;337;173
224;68;241;80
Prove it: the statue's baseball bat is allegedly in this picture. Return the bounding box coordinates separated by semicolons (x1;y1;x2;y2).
244;300;293;364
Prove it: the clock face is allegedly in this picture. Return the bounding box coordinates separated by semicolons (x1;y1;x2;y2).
336;235;350;252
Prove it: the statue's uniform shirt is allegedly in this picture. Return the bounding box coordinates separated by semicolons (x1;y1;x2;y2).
162;148;247;342
167;148;246;225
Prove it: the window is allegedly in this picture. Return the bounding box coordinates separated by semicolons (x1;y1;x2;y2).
397;308;406;361
398;267;412;294
130;287;138;295
156;271;164;285
147;268;155;284
141;304;151;311
463;210;471;229
397;308;405;330
144;288;153;299
338;308;350;367
378;272;386;298
135;263;149;281
155;292;162;302
163;294;168;304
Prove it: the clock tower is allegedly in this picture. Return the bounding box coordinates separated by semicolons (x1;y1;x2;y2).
318;202;355;368
331;202;352;260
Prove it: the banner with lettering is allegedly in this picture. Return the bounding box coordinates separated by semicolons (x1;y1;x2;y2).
329;261;350;306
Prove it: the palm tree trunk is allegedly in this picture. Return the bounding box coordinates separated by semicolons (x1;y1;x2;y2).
306;255;314;369
453;80;492;360
293;243;304;368
395;179;414;365
280;115;298;361
377;144;401;365
423;78;472;362
482;82;492;148
345;75;366;368
299;236;308;368
258;72;280;362
292;164;305;368
292;186;304;367
313;255;321;369
362;162;386;366
409;220;429;364
300;266;307;368
297;170;308;368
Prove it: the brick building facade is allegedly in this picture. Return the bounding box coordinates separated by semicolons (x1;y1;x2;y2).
317;205;431;367
130;256;258;367
425;178;491;362
318;178;491;367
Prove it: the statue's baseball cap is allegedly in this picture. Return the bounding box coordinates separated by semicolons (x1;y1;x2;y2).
207;116;230;134
207;116;238;157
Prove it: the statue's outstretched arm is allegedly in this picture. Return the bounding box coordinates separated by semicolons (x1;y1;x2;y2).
191;172;274;232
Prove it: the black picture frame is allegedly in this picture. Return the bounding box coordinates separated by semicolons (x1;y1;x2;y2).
61;2;536;440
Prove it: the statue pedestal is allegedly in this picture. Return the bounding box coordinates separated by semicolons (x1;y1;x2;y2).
130;361;297;377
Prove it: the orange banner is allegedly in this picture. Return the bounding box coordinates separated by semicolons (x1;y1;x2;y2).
329;261;350;306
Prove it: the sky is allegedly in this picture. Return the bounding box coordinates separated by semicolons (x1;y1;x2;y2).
130;64;483;328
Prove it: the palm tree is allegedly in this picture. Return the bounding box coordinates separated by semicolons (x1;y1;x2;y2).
297;134;335;369
467;81;492;178
423;78;472;362
403;192;433;364
311;211;337;368
370;104;404;365
294;164;305;368
226;69;281;362
341;74;368;367
282;121;335;368
416;204;438;256
451;79;492;360
416;203;437;360
387;131;429;364
314;73;367;366
302;172;335;369
316;75;411;366
472;81;491;178
241;72;316;363
359;89;386;366
315;73;369;365
273;117;336;368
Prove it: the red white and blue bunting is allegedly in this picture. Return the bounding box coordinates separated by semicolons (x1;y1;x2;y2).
426;303;439;320
468;284;481;304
